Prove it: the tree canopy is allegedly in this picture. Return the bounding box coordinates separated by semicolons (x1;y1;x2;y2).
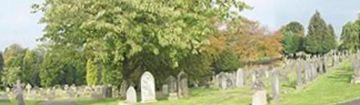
304;11;337;54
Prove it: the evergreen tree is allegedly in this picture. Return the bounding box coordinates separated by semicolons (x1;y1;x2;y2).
327;24;338;50
305;11;337;54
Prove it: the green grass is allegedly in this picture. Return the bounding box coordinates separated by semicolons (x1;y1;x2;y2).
280;60;360;105
142;87;252;105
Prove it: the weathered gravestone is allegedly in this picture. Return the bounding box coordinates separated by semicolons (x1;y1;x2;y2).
226;72;235;88
14;80;25;105
167;76;178;100
236;69;245;87
162;84;168;96
218;72;227;90
177;71;189;98
140;71;156;103
351;56;360;84
271;69;280;104
125;86;137;104
296;60;303;89
119;81;129;99
252;77;267;105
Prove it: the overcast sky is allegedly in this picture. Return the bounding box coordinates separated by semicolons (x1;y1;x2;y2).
1;0;360;51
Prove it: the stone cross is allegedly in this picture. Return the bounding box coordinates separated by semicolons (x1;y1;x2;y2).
140;71;156;103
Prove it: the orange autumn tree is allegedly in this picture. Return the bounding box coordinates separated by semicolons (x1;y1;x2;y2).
203;19;283;70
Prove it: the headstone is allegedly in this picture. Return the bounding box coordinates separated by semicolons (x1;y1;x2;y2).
119;80;129;99
13;80;25;105
211;75;219;88
25;83;32;93
140;71;156;103
252;90;267;105
296;60;303;89
218;72;227;90
162;84;169;96
177;71;189;98
271;69;280;103
125;86;137;104
252;77;267;105
167;76;178;100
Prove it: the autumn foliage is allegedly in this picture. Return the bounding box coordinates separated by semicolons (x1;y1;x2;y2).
205;19;283;64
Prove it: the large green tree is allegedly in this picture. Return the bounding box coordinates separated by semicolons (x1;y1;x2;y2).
340;20;360;52
280;21;305;55
39;45;86;87
2;44;26;85
304;11;337;54
33;0;249;86
23;50;41;86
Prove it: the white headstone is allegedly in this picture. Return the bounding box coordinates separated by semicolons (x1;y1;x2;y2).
252;90;267;105
236;68;244;87
125;86;137;104
140;71;156;103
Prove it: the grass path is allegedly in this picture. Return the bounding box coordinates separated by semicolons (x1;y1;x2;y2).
280;60;360;105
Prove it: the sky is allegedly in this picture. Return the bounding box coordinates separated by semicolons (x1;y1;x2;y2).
1;0;360;51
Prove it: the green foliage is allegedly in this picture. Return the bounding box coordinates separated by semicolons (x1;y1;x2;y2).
3;44;25;68
305;11;337;54
280;21;304;54
1;66;22;85
39;46;86;87
86;59;99;86
213;49;240;73
340;21;360;52
32;0;249;86
23;50;41;86
2;44;26;85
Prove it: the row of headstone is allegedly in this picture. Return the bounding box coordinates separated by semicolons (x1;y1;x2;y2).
125;71;189;104
212;68;245;90
6;83;113;101
283;51;347;90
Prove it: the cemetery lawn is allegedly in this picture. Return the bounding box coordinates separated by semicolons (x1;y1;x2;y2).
280;60;360;105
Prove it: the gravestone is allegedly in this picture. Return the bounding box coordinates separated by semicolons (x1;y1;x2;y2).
177;71;189;98
225;72;235;88
25;83;32;94
140;71;156;103
125;86;137;104
296;60;303;89
218;72;227;90
271;69;280;103
211;75;219;88
119;80;129;99
167;76;178;100
252;77;266;105
252;90;267;105
162;84;169;96
14;80;25;105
